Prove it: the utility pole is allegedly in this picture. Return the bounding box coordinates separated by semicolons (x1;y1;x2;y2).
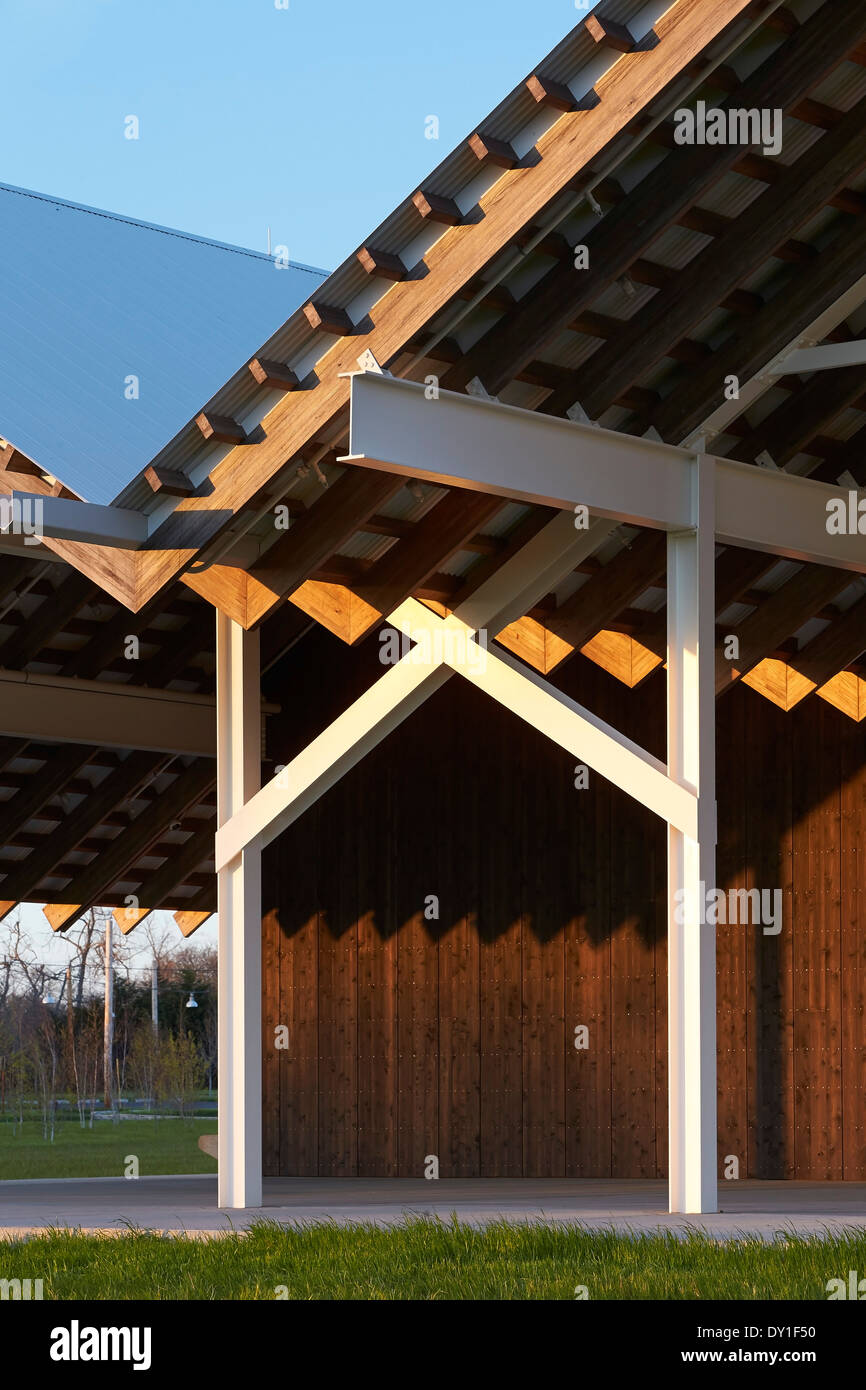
65;964;74;1085
151;958;158;1036
103;916;114;1111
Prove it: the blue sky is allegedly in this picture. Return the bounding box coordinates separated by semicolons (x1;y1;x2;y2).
4;0;588;271
4;0;589;967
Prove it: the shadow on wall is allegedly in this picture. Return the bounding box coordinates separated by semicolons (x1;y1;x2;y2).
260;627;866;1182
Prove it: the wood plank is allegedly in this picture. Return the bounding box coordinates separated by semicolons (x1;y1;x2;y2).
526;73;580;112
395;689;439;1177
479;693;523;1176
841;715;866;1176
564;660;612;1176
818;668;866;721
356;740;398;1176
791;700;843;1178
585;14;641;53
0;573;96;670
715;690;749;1180
608;684;659;1177
315;778;358;1176
745;695;794;1177
438;679;481;1176
790;594;866;691
412;190;462;225
261;862;280;1178
521;712;566;1177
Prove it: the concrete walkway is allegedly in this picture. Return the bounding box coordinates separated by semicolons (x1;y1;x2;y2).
0;1176;865;1239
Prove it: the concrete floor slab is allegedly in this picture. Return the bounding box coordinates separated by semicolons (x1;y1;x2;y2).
0;1176;865;1239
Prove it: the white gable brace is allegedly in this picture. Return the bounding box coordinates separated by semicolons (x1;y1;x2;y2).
217;376;783;1215
215;510;700;873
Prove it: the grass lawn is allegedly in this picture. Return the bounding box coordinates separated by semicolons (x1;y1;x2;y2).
0;1118;217;1180
0;1222;862;1299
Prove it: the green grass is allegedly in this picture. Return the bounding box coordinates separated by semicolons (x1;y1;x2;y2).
0;1221;862;1299
0;1118;217;1180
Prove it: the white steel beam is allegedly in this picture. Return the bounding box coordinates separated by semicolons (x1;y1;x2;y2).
0;671;219;755
2;494;147;549
346;371;693;531
216;616;263;1209
344;371;866;574
667;457;718;1215
771;339;866;375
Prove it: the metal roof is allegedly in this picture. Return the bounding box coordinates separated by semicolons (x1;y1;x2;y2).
0;183;327;504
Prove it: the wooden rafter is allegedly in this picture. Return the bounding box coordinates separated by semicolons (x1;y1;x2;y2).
573;91;866;422
42;759;215;931
115;821;214;932
651;214;866;442
438;6;866;397
240;467;406;628
0;572;96;669
290;488;505;645
0;751;167;905
0;742;98;847
718;565;856;698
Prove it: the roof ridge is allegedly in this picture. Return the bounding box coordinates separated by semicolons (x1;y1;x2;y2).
0;181;327;278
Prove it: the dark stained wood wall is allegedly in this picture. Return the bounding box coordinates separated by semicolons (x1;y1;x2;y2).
262;630;866;1179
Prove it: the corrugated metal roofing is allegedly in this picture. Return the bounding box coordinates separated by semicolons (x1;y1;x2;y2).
0;183;327;504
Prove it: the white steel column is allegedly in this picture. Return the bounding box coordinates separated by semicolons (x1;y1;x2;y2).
216;613;262;1208
667;455;718;1215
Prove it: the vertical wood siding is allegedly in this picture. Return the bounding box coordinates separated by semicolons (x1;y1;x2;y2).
262;636;866;1179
